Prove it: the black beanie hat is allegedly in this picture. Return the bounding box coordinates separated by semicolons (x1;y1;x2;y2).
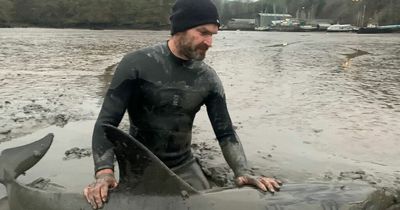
170;0;220;35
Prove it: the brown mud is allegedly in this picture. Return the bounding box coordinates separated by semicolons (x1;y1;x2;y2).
1;29;400;208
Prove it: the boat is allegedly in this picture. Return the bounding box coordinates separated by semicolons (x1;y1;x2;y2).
357;24;400;34
299;25;319;32
380;25;400;32
327;24;358;32
357;27;393;34
254;26;270;31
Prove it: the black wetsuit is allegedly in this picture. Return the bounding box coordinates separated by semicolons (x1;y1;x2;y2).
93;42;249;188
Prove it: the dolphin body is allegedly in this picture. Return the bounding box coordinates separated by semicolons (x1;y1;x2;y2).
0;125;390;210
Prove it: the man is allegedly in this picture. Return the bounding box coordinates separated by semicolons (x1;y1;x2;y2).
84;0;281;209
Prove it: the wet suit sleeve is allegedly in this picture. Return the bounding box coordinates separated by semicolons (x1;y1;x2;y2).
92;53;140;173
205;78;250;177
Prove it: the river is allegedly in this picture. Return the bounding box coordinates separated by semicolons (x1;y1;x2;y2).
0;28;399;201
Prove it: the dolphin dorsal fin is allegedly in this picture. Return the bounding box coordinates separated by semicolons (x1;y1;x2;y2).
103;124;199;196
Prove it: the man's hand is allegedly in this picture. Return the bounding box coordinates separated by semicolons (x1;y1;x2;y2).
83;169;118;209
236;175;282;193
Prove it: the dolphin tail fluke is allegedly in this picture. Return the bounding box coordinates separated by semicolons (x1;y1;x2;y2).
103;124;199;196
0;134;53;184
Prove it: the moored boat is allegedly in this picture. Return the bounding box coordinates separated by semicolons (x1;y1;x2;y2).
357;24;400;34
327;24;358;32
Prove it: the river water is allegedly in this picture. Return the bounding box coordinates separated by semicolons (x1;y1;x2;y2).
0;28;399;200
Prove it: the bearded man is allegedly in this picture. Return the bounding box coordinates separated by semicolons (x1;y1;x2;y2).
84;0;281;209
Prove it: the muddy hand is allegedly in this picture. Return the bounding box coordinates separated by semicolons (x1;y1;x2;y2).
83;173;118;209
236;175;282;193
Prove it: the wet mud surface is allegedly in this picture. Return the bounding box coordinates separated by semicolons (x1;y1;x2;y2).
1;29;400;208
63;147;91;160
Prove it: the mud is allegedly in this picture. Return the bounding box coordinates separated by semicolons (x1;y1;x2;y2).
351;188;400;210
1;29;400;208
192;141;235;187
0;28;169;144
0;98;87;142
27;178;65;191
63;147;91;160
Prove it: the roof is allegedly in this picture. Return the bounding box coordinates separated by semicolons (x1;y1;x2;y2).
229;19;256;24
258;13;292;17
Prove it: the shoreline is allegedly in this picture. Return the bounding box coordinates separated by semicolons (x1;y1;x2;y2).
0;23;170;31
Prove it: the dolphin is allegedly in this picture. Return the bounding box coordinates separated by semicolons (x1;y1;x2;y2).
0;124;394;210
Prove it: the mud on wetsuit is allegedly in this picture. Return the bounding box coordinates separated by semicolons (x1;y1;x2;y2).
93;42;249;190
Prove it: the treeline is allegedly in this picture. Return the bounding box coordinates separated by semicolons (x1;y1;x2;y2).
0;0;175;28
1;0;399;28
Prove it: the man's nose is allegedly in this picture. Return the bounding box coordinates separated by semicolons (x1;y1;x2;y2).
204;36;213;47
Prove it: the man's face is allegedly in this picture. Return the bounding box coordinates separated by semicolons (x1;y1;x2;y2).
176;24;218;61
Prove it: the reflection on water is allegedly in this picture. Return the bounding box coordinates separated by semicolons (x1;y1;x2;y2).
341;48;370;69
343;48;370;59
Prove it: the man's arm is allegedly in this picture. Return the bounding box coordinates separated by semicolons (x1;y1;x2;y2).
218;134;249;177
92;78;137;172
205;77;281;192
219;135;281;192
85;53;141;209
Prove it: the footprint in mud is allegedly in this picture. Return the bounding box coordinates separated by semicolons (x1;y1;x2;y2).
27;177;65;191
324;170;381;186
63;147;92;160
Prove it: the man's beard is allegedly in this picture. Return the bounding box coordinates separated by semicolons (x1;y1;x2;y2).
177;35;209;61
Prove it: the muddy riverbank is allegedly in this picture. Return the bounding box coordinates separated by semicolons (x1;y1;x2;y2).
1;29;400;207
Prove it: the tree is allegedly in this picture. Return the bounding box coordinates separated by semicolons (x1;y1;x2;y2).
0;0;13;25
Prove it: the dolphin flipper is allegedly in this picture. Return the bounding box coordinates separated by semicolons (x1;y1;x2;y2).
102;124;199;196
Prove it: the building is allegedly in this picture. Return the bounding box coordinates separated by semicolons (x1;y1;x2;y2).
304;19;334;30
225;18;256;30
256;13;292;28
